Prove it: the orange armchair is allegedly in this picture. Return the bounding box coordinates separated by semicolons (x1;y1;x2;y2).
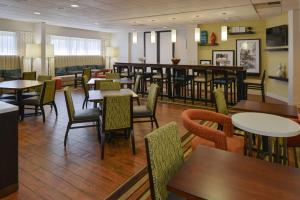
182;109;244;153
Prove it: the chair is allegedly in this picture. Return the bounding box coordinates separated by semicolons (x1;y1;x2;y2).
214;88;229;115
22;80;58;122
105;72;120;79
192;69;212;105
94;79;113;90
182;109;244;153
82;75;90;109
244;70;266;102
145;122;184;200
95;81;121;91
100;95;135;159
63;86;101;147
133;75;142;105
150;67;168;100
133;84;159;129
23;75;52;98
82;68;92;80
172;68;192;103
23;72;36;80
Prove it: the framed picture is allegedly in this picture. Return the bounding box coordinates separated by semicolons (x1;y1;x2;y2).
212;50;235;66
236;39;261;75
200;60;211;65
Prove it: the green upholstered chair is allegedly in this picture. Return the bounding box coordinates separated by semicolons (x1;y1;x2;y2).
82;75;90;109
100;94;134;159
82;68;92;80
213;88;229;115
22;80;57;122
22;71;36;80
133;75;142;105
63;86;101;147
94;79;113;90
133;84;159;129
105;72;120;79
96;81;121;91
36;75;52;93
145;122;184;200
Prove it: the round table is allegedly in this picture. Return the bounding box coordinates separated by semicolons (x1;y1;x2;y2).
232;112;300;163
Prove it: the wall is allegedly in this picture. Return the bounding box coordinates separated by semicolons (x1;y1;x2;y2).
198;15;288;102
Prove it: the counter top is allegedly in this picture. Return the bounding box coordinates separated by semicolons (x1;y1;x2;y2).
0;101;18;114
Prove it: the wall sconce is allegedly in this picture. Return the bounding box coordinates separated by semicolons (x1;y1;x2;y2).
195;28;200;42
171;29;176;43
221;26;228;41
151;31;156;43
132;32;137;44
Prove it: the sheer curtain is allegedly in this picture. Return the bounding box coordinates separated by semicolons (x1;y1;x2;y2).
50;35;102;56
0;31;18;55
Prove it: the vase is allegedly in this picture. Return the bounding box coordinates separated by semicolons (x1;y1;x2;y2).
210;32;216;45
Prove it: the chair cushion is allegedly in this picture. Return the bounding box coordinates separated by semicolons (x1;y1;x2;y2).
74;108;100;121
133;105;152;117
244;79;261;84
194;76;212;82
23;96;40;105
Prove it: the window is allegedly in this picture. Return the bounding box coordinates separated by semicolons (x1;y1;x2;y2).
0;31;17;55
50;35;102;56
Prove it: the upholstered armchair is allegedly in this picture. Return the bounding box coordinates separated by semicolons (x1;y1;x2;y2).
182;109;244;153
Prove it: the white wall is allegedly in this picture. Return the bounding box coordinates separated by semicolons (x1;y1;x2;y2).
130;32;144;63
111;31;130;65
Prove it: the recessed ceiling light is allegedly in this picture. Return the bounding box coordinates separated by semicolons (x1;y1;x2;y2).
163;26;168;28
33;12;41;15
70;4;79;8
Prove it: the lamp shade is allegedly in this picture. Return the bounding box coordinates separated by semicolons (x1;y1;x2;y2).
106;47;118;57
221;26;228;41
46;44;54;58
171;29;176;43
25;44;41;58
151;31;156;43
195;28;200;42
132;32;138;44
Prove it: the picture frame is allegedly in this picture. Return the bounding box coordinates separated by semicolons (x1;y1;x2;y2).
236;39;261;75
200;60;211;65
212;50;235;66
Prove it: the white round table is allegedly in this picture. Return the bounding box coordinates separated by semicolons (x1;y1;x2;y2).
232;112;300;163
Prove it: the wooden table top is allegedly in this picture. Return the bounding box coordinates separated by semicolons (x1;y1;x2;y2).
87;78;134;85
88;89;138;102
0;80;42;90
232;100;298;119
167;145;300;200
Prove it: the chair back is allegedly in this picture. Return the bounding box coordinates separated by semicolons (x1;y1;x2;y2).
133;75;142;93
105;72;120;79
63;87;75;121
145;122;184;200
261;70;266;85
23;72;36;80
102;95;132;131
37;75;52;81
82;75;90;98
214;88;229;115
83;68;91;80
94;79;113;90
146;84;159;114
96;81;120;91
40;80;56;105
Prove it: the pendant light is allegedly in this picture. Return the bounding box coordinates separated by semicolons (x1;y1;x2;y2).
132;32;137;44
195;28;200;42
171;29;176;43
221;26;228;41
151;31;156;43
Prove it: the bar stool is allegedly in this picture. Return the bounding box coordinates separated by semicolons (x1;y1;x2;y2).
244;70;266;102
116;65;133;78
150;66;168;99
133;66;146;97
172;68;192;103
192;69;212;105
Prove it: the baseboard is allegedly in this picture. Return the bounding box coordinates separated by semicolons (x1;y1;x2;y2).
266;92;288;103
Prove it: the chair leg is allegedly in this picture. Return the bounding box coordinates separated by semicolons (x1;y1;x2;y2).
82;99;86;109
96;120;101;144
130;129;136;155
40;106;45;123
100;130;105;160
64;122;71;147
150;117;154;130
53;102;58;117
262;86;266;102
154;116;159;128
136;97;140;105
294;147;298;168
35;105;38;115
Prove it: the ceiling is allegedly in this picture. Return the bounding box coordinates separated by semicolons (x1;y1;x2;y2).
0;0;297;32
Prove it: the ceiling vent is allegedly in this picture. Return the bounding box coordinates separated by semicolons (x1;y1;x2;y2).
253;1;281;9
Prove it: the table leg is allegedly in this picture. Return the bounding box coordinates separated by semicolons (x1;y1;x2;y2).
247;132;253;157
268;137;273;162
16;90;24;120
74;73;78;88
283;138;288;165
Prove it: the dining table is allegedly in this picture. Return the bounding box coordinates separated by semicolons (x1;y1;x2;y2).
0;80;42;119
167;145;300;200
232;112;300;163
87;78;134;88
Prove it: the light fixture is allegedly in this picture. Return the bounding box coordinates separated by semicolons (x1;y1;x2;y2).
70;4;79;8
151;31;156;43
221;26;228;41
26;44;41;72
132;32;138;44
171;29;176;43
33;12;41;15
195;27;200;42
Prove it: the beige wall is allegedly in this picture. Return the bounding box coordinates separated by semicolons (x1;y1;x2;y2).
198;14;288;101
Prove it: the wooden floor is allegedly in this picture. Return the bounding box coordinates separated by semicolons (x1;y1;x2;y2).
2;89;286;200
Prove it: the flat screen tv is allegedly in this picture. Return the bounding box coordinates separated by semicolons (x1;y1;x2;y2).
266;25;288;47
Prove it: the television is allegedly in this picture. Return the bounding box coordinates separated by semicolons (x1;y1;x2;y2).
266;25;288;47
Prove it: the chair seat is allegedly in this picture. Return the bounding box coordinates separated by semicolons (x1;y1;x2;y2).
23;91;39;99
0;93;15;99
244;79;261;85
23;96;40;105
74;108;100;121
194;76;212;82
133;105;152;117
